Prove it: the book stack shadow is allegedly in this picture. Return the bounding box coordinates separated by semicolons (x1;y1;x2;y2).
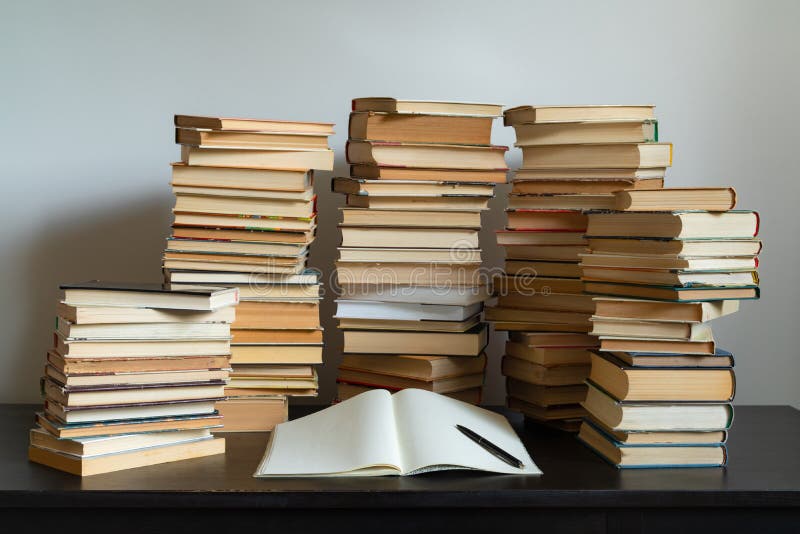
164;115;335;431
578;186;760;467
333;98;509;403
28;283;237;476
489;105;671;431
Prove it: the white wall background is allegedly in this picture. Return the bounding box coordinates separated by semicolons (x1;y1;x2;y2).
2;0;798;406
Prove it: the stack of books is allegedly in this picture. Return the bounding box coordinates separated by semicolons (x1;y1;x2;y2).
490;105;672;431
578;187;760;467
28;282;238;476
164;115;335;431
333;98;508;403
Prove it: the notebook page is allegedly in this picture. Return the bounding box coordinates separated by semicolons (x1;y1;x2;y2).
392;389;541;475
254;389;402;476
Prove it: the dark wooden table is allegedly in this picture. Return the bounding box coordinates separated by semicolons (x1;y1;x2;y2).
2;404;799;533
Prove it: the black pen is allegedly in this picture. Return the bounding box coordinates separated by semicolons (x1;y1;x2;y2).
455;424;524;469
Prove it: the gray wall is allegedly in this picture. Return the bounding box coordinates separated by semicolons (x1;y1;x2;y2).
2;0;798;406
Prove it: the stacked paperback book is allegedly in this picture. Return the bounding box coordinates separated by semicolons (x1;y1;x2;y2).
578;186;760;467
165;115;334;430
28;282;238;476
334;98;508;403
488;105;672;430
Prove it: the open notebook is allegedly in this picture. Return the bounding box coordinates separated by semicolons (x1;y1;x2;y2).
254;388;541;477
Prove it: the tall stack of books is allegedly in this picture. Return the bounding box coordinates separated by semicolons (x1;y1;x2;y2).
578;187;760;467
28;282;237;476
490;105;672;431
333;98;508;404
164;115;334;431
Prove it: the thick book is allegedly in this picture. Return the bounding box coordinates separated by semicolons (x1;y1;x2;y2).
506;379;588;407
229;344;323;365
342;324;488;356
496;230;587;247
581;268;758;288
511;177;664;195
590;318;714;341
332;177;495;197
504;105;655;125
504;244;589;262
598;337;717;355
337;284;491;306
166;237;308;257
234;300;320;329
339;353;487;381
508;331;598;347
171;225;315;244
496;292;595;313
60;281;238;311
581;381;734;431
610;348;734;368
578;420;726;468
340;226;478;248
506;209;587;231
520;143;672;169
336;369;484;394
505;260;582;278
584;281;759;302
349;112;493;144
505;343;592;367
56;317;231;340
173;193;314;218
47;351;231;375
214;397;288;432
501;356;590;386
486;307;591;328
30;427;212;457
614;187;737;211
352;98;503;117
346;140;508;170
171;163;312;191
588;352;735;402
585;237;762;257
350;164;507;183
55;335;231;359
336;262;484;287
586;211;760;239
514;167;665;180
514;120;657;145
29;435;225;476
44;379;226;407
176;128;330;150
338;246;482;264
45;366;230;388
340;208;481;228
171;212;316;232
508;194;615;211
335;300;482;321
181;146;334;171
580;253;757;272
56;302;235;325
35;411;222;439
174;115;334;134
507;397;586;422
346;194;490;211
583;415;727;445
254;388;540;476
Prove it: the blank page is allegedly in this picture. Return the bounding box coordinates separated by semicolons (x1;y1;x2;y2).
392;389;541;475
254;389;402;476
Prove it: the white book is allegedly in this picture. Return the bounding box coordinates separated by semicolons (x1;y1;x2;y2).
254;389;541;477
334;300;482;321
337;284;492;306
